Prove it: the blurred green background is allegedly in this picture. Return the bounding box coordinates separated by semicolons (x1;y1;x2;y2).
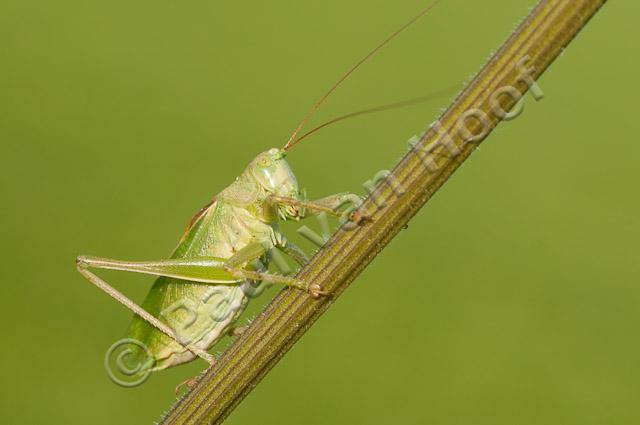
1;0;637;424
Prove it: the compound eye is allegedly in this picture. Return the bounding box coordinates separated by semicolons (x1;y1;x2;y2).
257;156;272;167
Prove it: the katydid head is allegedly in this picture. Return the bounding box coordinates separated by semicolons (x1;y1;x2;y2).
250;148;304;220
218;148;303;221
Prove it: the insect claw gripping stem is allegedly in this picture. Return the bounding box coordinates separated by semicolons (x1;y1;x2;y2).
349;210;373;225
308;284;330;299
227;325;249;338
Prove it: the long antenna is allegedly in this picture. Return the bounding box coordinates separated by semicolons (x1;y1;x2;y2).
291;86;456;145
283;0;441;151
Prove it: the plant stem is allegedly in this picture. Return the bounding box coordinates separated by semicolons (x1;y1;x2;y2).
161;1;608;423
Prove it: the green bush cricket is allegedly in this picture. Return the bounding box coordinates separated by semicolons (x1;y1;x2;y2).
78;150;361;372
76;2;439;386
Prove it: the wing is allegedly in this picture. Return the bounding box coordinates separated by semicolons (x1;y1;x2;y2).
123;200;247;370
